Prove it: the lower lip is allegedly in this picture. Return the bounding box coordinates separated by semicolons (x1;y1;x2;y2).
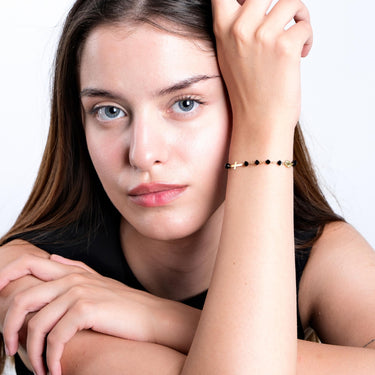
129;187;187;207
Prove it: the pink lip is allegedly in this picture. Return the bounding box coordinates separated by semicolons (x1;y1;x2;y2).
128;183;187;207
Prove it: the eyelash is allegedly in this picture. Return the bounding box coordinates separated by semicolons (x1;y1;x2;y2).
89;105;126;122
87;95;205;122
170;95;205;116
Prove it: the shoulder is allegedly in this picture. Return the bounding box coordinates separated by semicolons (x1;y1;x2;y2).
298;221;375;346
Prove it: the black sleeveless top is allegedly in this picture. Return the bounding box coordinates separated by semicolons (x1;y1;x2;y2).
12;208;313;374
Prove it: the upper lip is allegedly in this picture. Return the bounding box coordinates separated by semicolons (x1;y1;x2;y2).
128;183;187;196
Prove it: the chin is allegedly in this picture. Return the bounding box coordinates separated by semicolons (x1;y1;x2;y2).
120;200;225;243
130;214;208;242
139;223;200;242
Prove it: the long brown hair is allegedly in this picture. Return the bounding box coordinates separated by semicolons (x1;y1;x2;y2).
0;0;343;370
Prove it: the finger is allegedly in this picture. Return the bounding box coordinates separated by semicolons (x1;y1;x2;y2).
211;0;241;24
26;277;107;374
293;7;313;56
3;279;71;355
235;0;275;29
46;303;95;375
27;316;48;375
284;19;313;57
264;0;310;33
227;0;275;39
50;254;97;274
240;0;275;18
0;254;45;290
26;297;73;375
0;254;87;290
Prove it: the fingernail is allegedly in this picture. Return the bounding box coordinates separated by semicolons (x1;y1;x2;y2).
4;345;10;356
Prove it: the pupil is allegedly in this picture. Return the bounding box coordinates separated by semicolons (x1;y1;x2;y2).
106;107;118;117
179;100;194;111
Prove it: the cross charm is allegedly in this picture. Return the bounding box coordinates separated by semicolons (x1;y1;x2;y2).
232;161;243;170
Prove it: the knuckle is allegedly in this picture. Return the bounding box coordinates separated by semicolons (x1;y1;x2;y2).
275;35;295;57
65;272;86;285
11;292;27;310
73;299;93;316
75;260;87;269
230;20;250;45
68;284;87;299
46;331;58;348
254;25;273;46
27;316;40;333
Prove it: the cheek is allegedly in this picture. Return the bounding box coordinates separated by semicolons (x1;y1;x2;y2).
85;128;124;185
189;113;231;194
198;108;231;169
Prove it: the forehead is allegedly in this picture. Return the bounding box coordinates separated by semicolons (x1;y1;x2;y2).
79;23;218;94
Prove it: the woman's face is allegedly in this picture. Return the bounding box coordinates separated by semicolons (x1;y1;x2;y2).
80;23;231;241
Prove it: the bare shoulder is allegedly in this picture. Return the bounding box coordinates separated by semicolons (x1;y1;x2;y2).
312;221;371;262
299;221;375;346
302;221;374;284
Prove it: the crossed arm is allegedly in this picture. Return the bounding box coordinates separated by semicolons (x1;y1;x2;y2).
2;0;375;373
2;222;375;375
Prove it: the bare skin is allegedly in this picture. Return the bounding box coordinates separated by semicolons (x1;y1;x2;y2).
2;0;375;374
2;222;375;374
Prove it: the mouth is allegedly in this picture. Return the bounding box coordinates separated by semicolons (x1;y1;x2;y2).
128;183;187;207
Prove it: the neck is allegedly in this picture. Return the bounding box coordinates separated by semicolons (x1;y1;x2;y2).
120;204;224;301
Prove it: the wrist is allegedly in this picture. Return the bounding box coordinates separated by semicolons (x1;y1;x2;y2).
153;299;200;354
229;126;295;162
230;112;296;151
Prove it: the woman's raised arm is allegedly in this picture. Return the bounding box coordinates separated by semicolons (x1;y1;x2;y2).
180;0;311;373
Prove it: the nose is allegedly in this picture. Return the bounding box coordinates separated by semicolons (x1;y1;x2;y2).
128;114;168;171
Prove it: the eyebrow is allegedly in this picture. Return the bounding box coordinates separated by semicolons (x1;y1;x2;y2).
80;88;119;99
157;74;220;96
80;74;220;99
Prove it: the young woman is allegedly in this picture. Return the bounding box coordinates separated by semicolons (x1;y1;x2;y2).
1;0;375;374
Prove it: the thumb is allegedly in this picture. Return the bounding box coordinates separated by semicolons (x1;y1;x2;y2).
50;254;97;274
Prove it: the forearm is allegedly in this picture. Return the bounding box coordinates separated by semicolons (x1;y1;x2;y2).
297;340;375;374
60;330;185;375
181;127;296;375
153;300;200;354
60;332;375;375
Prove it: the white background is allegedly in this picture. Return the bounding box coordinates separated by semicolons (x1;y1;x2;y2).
0;0;374;249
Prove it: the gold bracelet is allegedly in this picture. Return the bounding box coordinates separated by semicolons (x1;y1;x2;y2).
225;159;297;170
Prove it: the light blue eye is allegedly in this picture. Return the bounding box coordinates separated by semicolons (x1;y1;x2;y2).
173;99;199;113
96;106;125;121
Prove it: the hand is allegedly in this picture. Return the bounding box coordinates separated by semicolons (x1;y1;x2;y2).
0;254;170;375
211;0;313;135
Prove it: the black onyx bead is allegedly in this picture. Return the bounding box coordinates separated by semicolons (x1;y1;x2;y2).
266;159;271;165
225;163;231;169
244;161;249;166
255;160;260;165
277;160;282;166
